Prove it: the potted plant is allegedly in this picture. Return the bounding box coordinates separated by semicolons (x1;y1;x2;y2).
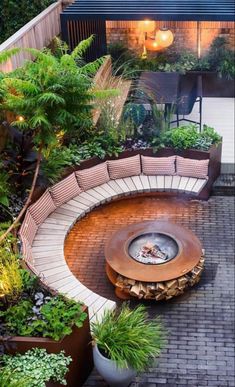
1;347;71;386
91;304;166;387
0;240;93;387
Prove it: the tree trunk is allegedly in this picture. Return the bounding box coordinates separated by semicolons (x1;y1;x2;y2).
0;143;43;244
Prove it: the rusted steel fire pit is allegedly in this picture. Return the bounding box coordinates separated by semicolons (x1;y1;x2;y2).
105;221;205;300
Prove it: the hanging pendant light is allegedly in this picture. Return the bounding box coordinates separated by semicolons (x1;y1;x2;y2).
139;20;156;33
145;38;163;51
155;28;174;48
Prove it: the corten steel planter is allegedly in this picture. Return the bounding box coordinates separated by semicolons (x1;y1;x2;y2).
1;307;93;387
188;71;235;98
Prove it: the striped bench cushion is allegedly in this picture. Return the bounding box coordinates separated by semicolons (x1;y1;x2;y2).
50;173;82;207
28;190;57;225
141;155;176;176
19;212;38;245
75;162;109;191
21;238;34;264
176;156;209;179
108;155;141;179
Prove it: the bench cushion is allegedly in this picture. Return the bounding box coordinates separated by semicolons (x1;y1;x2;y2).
50;173;82;207
108;155;141;179
19;212;38;245
75;162;109;191
28;190;57;225
141;155;176;176
176;156;209;179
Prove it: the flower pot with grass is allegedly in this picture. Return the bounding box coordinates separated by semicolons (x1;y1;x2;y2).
91;304;166;387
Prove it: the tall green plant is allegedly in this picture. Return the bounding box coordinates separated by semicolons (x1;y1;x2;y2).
0;36;104;242
92;304;166;372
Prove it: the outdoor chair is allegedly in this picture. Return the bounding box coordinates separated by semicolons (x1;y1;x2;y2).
170;74;203;131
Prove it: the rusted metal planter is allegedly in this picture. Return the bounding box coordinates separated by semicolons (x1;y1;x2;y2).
1;307;93;387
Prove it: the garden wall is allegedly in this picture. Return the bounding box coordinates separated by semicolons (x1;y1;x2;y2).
106;21;235;56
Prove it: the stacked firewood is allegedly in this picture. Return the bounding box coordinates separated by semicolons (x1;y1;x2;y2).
115;252;205;301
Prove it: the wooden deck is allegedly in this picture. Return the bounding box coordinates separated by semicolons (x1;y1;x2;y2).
187;97;235;172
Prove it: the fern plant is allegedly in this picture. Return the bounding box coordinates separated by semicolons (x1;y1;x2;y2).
0;36;107;242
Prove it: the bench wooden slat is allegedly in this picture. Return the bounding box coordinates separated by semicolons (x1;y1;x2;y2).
148;175;158;190
114;178;130;194
46;273;75;287
56;206;81;217
106;180;123;194
171;175;181;190
39;222;69;230
191;178;207;193
85;188;106;202
99;182;118;197
122;177;138;192
131;176;143;192
164;175;173;191
33;250;64;259
184;177;198;192
32;245;64;252
178;177;190;191
62;200;89;211
156;175;165;190
139;175;150;191
75;191;100;205
36;228;68;236
40;265;68;277
93;186;113;200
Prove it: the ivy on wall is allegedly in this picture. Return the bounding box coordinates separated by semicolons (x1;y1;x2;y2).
0;0;56;44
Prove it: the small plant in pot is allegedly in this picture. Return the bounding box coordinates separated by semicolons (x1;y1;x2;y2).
91;304;166;387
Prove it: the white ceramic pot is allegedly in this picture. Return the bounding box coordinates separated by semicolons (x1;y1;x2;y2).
93;344;136;387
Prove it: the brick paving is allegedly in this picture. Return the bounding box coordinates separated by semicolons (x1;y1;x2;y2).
64;195;235;387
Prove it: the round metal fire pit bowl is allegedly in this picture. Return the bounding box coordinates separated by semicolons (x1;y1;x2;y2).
105;221;205;301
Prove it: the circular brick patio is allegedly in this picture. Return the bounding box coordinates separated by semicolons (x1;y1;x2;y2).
64;195;235;387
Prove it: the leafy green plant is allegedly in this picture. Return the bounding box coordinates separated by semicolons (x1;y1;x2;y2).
0;165;10;207
1;348;71;387
0;295;87;340
0;369;31;387
123;103;147;133
0;231;23;302
153;124;221;151
160;124;200;149
206;36;235;79
92;304;166;372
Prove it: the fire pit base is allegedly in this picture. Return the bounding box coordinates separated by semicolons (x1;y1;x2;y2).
106;252;205;301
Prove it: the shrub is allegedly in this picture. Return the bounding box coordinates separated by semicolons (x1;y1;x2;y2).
1;348;71;387
91;304;166;372
154;124;221;151
0;231;23;302
0;295;87;341
160;124;200;149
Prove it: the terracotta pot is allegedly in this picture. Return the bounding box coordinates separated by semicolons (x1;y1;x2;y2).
1;307;93;387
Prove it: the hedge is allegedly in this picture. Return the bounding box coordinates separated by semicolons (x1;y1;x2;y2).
0;0;56;44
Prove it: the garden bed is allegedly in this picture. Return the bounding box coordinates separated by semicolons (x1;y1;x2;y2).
3;309;93;387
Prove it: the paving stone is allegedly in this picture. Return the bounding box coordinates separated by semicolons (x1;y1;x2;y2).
63;195;234;387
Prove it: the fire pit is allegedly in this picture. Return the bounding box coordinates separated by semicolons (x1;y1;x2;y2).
105;221;205;300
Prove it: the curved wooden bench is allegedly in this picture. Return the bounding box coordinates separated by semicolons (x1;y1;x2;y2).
19;153;211;321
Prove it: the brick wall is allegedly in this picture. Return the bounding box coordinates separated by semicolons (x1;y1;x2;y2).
106;21;235;56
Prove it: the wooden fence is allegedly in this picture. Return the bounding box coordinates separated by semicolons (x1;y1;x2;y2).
0;1;63;73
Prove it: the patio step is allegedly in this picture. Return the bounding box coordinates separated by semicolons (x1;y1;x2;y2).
212;174;235;196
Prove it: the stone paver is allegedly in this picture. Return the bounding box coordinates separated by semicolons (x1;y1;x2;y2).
64;196;235;387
